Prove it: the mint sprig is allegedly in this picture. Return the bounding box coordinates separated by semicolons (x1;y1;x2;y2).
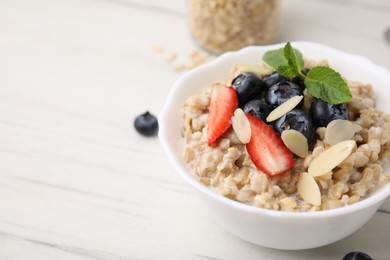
262;42;352;104
284;42;304;78
263;47;287;73
305;66;352;104
263;42;304;79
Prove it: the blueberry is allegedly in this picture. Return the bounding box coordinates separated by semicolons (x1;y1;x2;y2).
243;99;272;122
262;72;288;90
232;73;266;107
309;99;349;127
134;111;158;136
343;251;372;260
265;81;304;108
274;109;314;142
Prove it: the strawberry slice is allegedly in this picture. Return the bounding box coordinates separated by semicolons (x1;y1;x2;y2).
246;114;294;176
207;85;238;145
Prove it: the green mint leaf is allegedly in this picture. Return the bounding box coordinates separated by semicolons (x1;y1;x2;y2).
284;42;304;77
262;42;304;78
263;43;352;104
305;66;352;104
278;65;296;78
262;47;287;71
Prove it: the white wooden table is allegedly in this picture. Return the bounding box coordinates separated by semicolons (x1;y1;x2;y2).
1;0;390;259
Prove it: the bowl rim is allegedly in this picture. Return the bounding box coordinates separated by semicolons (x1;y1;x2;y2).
159;41;390;219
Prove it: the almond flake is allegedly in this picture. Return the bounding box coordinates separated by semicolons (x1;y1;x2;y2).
281;129;308;158
297;172;321;206
231;63;274;78
308;140;356;177
231;108;251;144
324;119;362;146
266;95;303;122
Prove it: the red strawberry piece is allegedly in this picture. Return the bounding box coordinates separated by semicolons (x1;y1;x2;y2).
207;85;238;145
246;114;294;176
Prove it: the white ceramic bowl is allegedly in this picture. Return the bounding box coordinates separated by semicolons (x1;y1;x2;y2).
159;41;390;250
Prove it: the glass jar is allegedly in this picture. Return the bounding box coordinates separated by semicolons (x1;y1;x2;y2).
188;0;280;54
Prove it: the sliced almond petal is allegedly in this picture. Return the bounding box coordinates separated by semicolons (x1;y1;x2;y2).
308;140;356;177
316;127;326;140
231;64;274;78
324;119;362;146
266;95;303;122
231;108;251;144
297;172;321;206
281;129;309;158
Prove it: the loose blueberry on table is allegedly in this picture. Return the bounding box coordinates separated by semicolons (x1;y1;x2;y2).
134;111;159;136
343;251;373;260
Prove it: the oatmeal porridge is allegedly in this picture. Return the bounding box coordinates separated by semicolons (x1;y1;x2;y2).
181;44;390;212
